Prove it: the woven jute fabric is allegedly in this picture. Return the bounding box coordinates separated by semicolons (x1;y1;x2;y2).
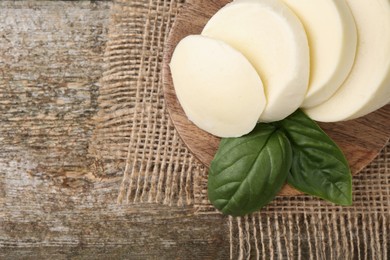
110;0;390;258
109;0;208;207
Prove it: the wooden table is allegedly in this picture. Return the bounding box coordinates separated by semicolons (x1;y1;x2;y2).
0;1;229;258
1;1;389;259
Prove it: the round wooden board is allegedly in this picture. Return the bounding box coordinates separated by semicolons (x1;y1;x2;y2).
162;0;390;196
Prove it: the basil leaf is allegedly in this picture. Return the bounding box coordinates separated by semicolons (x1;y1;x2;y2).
208;124;292;216
278;110;352;206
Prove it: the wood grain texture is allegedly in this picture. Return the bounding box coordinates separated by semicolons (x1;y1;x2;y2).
0;1;231;258
1;1;389;258
0;172;229;258
162;0;390;196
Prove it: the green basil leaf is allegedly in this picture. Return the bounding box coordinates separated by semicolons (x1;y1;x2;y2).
278;110;352;206
208;124;292;216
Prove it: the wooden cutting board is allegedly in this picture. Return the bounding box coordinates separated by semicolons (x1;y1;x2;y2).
162;0;390;196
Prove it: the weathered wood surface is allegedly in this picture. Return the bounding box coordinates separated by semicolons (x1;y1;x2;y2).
162;0;390;196
0;1;230;258
1;1;390;259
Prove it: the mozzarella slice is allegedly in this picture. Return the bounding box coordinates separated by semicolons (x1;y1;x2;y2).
282;0;357;108
305;0;390;122
170;35;266;138
203;0;309;122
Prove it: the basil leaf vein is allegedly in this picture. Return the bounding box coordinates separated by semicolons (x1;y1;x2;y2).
208;124;292;216
278;110;352;206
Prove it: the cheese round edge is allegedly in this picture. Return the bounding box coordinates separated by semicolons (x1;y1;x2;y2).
305;0;390;122
203;0;310;122
281;0;357;108
170;35;266;138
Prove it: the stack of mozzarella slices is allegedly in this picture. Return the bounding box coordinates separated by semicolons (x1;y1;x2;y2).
170;0;390;138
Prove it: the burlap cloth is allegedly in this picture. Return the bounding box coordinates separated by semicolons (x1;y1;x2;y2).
109;0;389;258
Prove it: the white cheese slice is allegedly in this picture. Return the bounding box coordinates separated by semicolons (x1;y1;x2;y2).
305;0;390;122
282;0;357;108
170;35;266;138
203;0;310;122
